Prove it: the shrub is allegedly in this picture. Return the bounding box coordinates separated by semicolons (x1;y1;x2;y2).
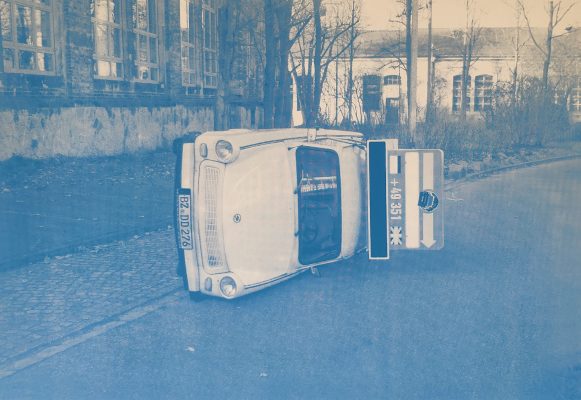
419;116;510;162
485;76;572;146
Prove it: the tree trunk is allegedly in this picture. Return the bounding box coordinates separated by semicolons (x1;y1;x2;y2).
460;55;468;121
346;0;356;129
215;5;232;130
274;1;292;128
542;0;554;92
0;12;4;74
263;0;276;128
538;1;555;145
406;0;419;143
460;3;472;122
406;0;412;125
462;36;474;122
312;0;322;128
512;3;520;102
426;0;434;126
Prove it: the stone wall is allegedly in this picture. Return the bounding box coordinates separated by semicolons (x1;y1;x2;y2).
0;0;264;161
0;105;214;161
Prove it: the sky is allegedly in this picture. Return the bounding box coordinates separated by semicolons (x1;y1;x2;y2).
361;0;581;31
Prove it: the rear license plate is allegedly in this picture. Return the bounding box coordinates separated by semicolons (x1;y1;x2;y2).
177;189;193;250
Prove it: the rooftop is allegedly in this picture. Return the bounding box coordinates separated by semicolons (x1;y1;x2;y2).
355;27;581;59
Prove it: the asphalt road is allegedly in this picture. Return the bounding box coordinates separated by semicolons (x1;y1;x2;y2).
1;159;580;399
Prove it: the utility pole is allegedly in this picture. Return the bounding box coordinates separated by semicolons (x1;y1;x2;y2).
426;0;434;126
0;9;4;74
346;0;356;129
460;0;471;121
312;0;323;128
263;0;276;128
513;0;520;101
406;0;418;143
335;7;339;126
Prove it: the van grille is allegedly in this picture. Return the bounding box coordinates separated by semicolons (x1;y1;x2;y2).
204;166;224;268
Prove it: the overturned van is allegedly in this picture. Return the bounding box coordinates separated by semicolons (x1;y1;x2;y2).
174;129;366;299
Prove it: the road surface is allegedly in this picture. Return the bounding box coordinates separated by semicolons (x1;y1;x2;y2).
1;159;580;399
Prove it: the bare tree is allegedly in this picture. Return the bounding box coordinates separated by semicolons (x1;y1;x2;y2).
216;0;264;130
313;0;323;126
0;0;8;74
425;0;435;124
345;0;359;128
263;0;277;128
372;0;425;137
518;0;577;92
274;1;294;127
456;0;481;121
508;1;527;101
515;0;577;145
262;0;302;129
290;0;361;127
405;0;419;140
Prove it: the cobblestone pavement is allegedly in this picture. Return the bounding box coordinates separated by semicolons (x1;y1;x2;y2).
0;151;176;269
0;228;180;367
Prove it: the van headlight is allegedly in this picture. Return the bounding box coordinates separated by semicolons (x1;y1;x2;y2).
215;140;238;163
220;276;237;297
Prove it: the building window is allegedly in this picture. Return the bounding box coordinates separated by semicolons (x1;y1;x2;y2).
132;0;158;82
362;74;381;112
0;0;55;74
180;0;197;86
452;74;471;112
383;75;401;85
570;78;581;112
91;0;123;79
202;0;217;89
474;74;493;111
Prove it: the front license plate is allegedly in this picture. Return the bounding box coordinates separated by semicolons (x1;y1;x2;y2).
177;189;193;250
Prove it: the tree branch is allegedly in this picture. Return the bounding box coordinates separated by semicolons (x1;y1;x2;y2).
518;0;548;56
554;2;576;26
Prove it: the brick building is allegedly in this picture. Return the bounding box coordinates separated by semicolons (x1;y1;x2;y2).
0;0;263;160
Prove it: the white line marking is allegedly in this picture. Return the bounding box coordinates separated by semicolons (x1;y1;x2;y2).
405;152;420;248
0;291;179;380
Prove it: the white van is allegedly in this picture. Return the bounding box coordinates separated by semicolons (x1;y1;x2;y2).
174;128;366;299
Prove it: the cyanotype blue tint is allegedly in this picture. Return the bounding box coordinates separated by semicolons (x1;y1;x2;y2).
0;0;580;398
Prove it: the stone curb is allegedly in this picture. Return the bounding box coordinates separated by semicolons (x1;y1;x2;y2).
445;153;581;190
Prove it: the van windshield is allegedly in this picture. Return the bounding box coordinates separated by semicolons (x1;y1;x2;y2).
296;147;342;265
